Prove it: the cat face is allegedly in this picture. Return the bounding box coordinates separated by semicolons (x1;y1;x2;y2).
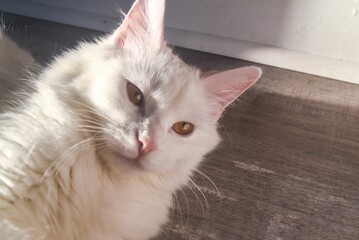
85;43;221;177
63;0;261;184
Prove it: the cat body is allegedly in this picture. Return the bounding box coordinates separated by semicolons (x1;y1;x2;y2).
0;35;194;240
0;0;261;239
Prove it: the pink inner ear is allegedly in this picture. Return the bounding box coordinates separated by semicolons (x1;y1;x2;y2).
202;66;262;120
113;0;165;49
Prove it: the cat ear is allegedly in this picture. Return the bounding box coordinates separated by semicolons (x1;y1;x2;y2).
113;0;165;49
202;66;262;121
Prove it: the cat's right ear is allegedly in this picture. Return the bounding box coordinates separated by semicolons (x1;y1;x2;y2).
113;0;165;50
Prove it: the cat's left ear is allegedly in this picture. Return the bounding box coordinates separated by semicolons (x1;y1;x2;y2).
113;0;165;49
202;66;262;121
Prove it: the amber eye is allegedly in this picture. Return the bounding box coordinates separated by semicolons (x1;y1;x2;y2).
172;122;194;136
126;82;143;107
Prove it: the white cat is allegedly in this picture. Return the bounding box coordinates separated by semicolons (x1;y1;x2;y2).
0;0;261;239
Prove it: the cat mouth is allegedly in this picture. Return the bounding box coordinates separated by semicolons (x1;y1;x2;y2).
109;148;137;160
95;139;153;172
105;148;146;170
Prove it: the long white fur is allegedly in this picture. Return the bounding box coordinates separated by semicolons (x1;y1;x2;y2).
0;0;261;239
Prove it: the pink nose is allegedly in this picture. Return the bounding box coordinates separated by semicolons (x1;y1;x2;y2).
138;136;156;156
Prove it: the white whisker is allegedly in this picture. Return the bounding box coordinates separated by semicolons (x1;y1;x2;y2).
185;181;206;235
173;192;184;230
194;169;222;211
179;185;190;230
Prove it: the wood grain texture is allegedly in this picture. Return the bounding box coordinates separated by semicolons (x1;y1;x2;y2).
2;13;359;240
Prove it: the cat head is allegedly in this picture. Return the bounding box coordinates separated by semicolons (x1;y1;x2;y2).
63;0;261;187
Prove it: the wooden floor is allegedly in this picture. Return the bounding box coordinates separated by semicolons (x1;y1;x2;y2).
2;13;359;240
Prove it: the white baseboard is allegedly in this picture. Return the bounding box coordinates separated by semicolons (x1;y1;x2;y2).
166;28;359;84
1;0;359;84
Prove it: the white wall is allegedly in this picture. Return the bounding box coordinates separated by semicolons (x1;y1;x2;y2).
168;0;359;63
1;0;359;83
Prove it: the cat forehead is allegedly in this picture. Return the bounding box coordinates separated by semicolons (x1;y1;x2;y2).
120;48;185;84
120;51;202;114
125;58;202;119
